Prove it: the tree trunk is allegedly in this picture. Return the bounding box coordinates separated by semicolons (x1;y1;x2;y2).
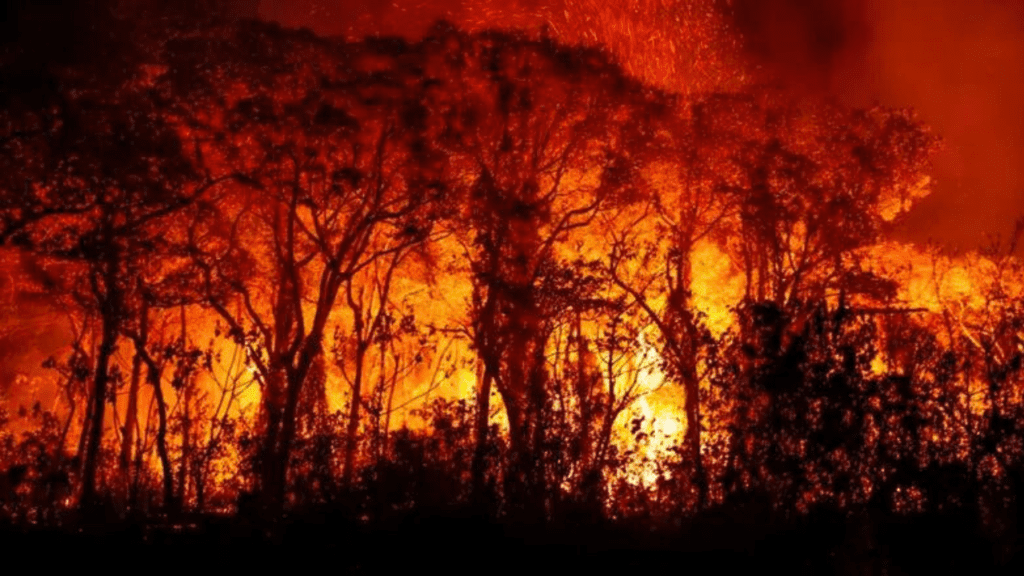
258;340;320;516
80;305;118;509
178;382;191;509
501;317;549;525
152;366;175;511
342;344;367;488
681;348;705;506
270;360;313;510
574;312;594;475
178;306;191;509
127;317;176;512
119;343;142;473
381;350;398;460
120;298;147;512
258;368;285;513
668;238;706;507
471;363;494;505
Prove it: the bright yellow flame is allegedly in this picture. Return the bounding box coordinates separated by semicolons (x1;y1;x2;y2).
611;331;688;487
691;239;744;336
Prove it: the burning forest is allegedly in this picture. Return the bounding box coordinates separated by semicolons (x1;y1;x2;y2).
2;0;1024;570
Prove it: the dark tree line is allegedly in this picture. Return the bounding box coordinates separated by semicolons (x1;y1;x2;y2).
7;17;1024;566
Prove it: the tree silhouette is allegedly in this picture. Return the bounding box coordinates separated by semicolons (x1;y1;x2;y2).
423;23;667;520
0;61;221;509
687;91;940;309
11;14;1024;568
600;97;736;508
161;21;447;514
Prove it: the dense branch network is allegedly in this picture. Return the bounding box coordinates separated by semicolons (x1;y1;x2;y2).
8;16;1024;544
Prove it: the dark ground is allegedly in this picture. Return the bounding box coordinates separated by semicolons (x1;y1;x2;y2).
4;504;1022;574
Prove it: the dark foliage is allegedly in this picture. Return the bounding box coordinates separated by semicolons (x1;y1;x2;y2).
0;12;1021;570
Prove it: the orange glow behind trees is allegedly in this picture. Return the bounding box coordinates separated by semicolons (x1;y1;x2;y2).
4;7;1024;543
